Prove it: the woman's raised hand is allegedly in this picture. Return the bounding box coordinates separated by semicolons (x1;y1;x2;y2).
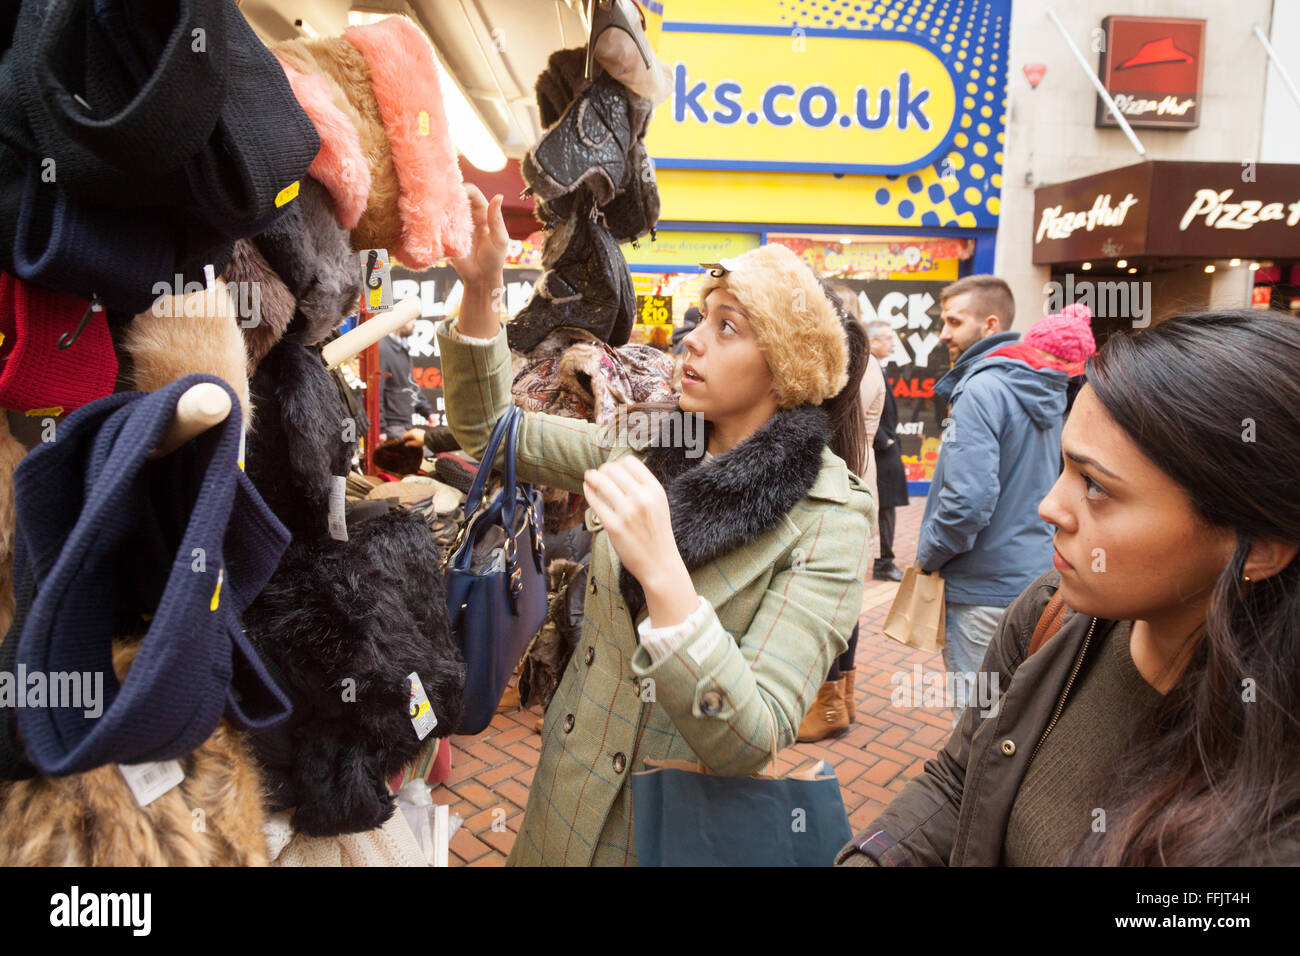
450;184;510;287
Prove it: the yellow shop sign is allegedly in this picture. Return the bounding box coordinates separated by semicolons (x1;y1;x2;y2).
646;24;958;175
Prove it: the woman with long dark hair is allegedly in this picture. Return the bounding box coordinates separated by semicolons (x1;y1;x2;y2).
441;187;875;865
839;308;1300;866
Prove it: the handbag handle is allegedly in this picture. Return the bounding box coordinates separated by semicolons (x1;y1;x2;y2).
462;406;522;519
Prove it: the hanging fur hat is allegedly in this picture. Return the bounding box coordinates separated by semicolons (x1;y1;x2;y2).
252;176;362;347
0;415;25;636
278;17;471;267
126;278;252;425
222;239;296;374
274;53;372;231
245;339;356;543
0;640;270;867
243;506;464;837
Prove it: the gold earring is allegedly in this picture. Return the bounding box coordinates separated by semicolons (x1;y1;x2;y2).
1243;574;1252;583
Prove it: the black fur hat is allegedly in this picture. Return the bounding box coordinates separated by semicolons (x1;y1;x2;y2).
246;339;356;542
243;506;464;836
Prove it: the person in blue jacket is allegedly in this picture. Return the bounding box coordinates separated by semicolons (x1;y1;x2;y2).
917;276;1067;717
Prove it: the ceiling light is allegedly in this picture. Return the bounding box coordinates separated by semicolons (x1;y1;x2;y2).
435;56;507;171
1116;259;1127;268
1229;258;1242;267
1250;261;1261;271
1127;267;1137;274
1081;261;1092;270
1204;264;1216;273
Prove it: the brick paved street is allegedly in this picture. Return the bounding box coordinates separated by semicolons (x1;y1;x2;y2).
432;499;946;865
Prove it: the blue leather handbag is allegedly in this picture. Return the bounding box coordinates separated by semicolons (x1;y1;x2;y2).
443;406;547;735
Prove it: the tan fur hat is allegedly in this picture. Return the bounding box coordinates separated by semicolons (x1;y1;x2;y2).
697;244;848;408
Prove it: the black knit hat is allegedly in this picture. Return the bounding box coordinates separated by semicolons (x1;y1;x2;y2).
8;374;293;776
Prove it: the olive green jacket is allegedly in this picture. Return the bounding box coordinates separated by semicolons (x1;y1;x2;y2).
438;322;874;866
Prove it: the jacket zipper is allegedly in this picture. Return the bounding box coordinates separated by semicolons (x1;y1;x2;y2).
1025;617;1098;768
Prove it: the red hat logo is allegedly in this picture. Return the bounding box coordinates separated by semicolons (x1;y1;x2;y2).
1116;36;1195;70
1022;62;1047;88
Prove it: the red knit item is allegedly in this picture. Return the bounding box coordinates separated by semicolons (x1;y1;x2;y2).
0;273;118;413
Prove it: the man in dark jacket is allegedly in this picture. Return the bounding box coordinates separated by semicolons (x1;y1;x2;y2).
378;316;435;440
866;321;910;581
917;276;1066;716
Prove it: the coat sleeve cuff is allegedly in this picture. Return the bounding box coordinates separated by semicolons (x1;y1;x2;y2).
446;320;500;346
636;595;710;664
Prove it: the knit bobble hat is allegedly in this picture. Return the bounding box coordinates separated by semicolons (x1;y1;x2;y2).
1024;303;1096;364
697;244;848;408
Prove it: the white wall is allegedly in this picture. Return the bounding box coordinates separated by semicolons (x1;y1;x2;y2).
995;0;1276;327
1260;0;1300;163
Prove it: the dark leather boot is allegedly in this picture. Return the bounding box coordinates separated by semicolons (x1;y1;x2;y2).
522;73;634;209
507;196;634;353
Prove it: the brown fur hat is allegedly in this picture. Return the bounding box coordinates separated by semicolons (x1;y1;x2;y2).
697;244;848;408
0;642;269;866
0;415;25;636
126;280;253;426
223;239;296;374
277;35;402;261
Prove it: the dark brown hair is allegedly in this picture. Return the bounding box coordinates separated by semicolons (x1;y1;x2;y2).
820;282;868;477
1066;309;1300;866
940;274;1015;330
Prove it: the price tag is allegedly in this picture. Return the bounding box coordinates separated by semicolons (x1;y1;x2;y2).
119;760;184;807
636;294;672;326
328;474;348;541
408;671;438;740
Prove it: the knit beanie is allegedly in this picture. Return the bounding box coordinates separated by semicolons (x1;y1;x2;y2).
253;177;361;346
0;271;117;414
697;244;848;408
222;239;296;372
9;374;292;776
1024;303;1096;364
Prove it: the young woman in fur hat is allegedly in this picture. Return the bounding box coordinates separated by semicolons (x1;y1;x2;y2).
439;185;875;866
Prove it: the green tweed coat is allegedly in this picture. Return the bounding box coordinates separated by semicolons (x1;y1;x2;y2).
438;322;875;866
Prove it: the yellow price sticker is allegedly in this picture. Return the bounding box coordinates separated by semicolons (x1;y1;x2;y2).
274;180;300;208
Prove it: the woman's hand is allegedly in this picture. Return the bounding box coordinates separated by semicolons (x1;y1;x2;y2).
450;184;510;286
584;457;698;628
401;427;426;449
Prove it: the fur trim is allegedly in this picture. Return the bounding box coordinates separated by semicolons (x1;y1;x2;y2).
0;416;25;636
343;16;472;266
223;239;296;373
275;56;372;230
618;403;831;616
126;279;252;425
246;340;357;543
698;244;848;408
286;34;402;259
243;507;464;837
0;642;269;866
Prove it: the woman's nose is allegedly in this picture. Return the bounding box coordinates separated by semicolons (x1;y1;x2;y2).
1038;472;1074;533
682;327;703;355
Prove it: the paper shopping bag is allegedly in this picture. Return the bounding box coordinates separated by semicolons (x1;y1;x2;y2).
882;566;945;652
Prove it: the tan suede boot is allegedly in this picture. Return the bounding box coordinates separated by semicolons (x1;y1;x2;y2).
796;679;850;742
841;668;857;723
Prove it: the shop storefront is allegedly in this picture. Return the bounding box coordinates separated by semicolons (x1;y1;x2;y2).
635;0;1011;491
1033;160;1300;342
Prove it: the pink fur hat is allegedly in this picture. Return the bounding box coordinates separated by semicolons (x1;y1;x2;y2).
340;16;472;266
275;56;371;230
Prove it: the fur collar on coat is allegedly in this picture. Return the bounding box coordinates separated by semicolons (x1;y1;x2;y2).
618;403;831;618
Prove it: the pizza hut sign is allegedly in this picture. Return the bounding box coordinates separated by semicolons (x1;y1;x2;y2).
1096;16;1205;130
1034;161;1300;263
